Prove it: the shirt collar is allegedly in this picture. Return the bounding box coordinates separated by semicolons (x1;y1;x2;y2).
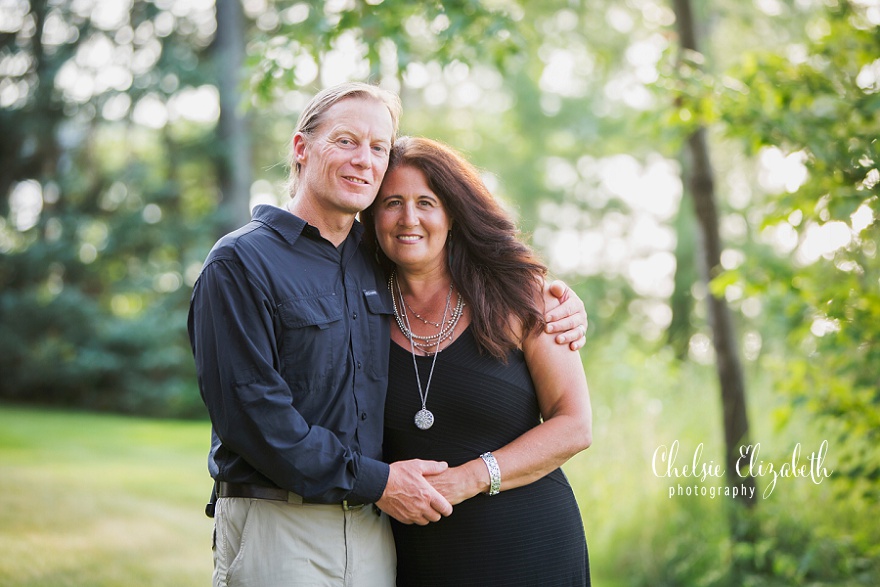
252;204;306;247
251;204;364;249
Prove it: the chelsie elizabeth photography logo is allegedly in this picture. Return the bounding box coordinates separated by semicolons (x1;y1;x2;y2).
652;440;832;500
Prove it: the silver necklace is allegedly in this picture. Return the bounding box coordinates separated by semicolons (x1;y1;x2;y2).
391;273;453;430
403;297;443;327
390;272;464;352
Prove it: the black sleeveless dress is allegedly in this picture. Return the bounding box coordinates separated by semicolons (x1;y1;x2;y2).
384;326;590;587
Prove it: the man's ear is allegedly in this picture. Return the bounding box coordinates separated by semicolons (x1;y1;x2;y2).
292;132;308;164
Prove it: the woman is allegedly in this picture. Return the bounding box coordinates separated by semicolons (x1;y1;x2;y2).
362;137;592;586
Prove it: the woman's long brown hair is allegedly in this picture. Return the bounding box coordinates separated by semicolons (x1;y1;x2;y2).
362;136;548;360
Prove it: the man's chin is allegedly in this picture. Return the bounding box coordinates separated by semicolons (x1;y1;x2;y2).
343;194;379;214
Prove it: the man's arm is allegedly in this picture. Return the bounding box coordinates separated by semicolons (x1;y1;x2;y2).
189;257;388;504
544;279;588;350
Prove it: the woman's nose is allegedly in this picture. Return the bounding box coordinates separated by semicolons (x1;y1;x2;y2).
400;202;418;225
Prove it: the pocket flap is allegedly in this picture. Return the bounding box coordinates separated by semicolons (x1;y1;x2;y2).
278;294;344;329
363;289;393;316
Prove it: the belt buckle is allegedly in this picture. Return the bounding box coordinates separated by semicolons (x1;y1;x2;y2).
341;500;366;511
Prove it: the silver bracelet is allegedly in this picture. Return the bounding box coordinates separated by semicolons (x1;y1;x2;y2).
480;452;501;496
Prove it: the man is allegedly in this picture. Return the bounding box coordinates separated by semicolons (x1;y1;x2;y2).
188;82;587;587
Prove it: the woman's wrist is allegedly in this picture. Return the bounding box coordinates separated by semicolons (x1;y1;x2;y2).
457;458;489;496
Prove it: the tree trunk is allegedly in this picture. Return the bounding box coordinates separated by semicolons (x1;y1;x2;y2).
214;0;252;235
666;177;698;360
671;0;756;507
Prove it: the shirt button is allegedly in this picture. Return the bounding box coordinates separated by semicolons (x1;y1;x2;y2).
361;413;367;421
357;361;362;369
352;312;358;319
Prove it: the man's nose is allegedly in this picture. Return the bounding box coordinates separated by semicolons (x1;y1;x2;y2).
351;143;372;168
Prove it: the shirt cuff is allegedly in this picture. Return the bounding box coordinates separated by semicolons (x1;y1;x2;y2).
349;456;390;504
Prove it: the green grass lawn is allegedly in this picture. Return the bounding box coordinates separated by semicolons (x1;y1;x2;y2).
0;405;214;587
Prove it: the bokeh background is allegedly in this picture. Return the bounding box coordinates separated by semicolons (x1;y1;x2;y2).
1;0;878;585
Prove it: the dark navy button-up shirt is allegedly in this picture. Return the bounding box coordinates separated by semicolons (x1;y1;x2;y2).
187;204;393;505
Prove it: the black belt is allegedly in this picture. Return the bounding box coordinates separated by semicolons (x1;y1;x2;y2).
216;482;369;511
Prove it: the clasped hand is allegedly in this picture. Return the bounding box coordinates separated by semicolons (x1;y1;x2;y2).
376;459;453;525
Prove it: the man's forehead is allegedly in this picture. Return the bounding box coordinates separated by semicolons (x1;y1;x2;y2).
319;98;393;141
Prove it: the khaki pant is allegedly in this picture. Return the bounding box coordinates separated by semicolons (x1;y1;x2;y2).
212;497;396;587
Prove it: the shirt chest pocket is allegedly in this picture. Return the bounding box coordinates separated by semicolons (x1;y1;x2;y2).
277;294;344;394
363;289;394;381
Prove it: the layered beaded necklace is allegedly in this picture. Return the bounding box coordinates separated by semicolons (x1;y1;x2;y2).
389;270;466;430
389;271;466;353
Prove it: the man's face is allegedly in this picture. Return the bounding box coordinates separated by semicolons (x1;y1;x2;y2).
294;97;394;218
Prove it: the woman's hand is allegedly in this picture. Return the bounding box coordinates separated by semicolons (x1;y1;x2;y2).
425;460;488;507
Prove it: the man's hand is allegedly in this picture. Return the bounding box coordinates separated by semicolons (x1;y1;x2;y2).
376;460;454;525
544;279;588;351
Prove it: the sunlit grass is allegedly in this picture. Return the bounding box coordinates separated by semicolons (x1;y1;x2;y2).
0;406;214;587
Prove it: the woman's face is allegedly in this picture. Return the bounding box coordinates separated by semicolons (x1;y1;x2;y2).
374;165;452;275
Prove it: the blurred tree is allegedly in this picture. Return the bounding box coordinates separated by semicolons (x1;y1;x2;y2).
670;0;756;506
718;0;880;497
0;0;220;416
666;196;698;359
214;0;252;235
245;0;524;103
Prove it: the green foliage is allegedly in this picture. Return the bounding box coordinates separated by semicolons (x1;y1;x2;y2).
730;506;880;586
0;210;209;416
246;0;525;104
0;1;219;417
610;495;880;587
647;0;879;500
571;331;880;587
714;0;880;496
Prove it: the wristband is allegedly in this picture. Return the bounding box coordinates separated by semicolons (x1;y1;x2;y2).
480;452;501;496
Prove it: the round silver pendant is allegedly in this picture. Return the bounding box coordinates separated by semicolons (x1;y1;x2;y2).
414;408;434;430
